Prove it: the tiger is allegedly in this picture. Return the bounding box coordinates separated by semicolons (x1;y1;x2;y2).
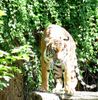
40;24;96;95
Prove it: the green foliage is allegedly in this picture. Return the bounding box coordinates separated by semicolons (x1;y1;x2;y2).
0;50;20;90
0;0;97;93
0;45;37;90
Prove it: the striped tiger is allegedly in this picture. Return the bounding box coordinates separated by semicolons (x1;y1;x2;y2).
40;24;96;95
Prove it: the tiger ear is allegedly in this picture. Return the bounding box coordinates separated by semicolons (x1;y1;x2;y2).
44;27;51;37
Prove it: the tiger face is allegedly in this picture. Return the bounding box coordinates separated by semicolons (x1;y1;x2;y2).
41;24;77;95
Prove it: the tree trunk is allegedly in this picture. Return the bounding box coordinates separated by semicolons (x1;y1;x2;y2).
0;75;24;100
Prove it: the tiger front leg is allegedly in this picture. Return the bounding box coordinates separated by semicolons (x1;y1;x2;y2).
52;79;63;93
52;66;63;93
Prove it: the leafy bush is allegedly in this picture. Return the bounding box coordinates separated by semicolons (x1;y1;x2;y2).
0;0;97;92
0;45;40;90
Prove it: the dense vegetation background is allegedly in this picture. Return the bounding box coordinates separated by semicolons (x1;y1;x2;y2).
0;0;98;98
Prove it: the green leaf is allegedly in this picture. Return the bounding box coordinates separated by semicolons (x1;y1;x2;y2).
0;50;9;57
3;76;11;82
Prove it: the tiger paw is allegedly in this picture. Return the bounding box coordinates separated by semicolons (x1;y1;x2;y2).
52;88;65;94
39;86;48;92
64;86;75;95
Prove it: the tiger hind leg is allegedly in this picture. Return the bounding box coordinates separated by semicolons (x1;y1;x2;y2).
64;70;78;95
41;56;50;91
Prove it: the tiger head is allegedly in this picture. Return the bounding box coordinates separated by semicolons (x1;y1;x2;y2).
44;25;70;62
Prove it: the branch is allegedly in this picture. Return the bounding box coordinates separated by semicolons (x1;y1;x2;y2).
31;91;98;100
